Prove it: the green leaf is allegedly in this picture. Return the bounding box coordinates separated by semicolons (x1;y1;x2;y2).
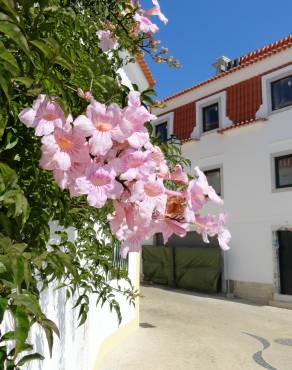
30;39;53;58
42;318;60;338
0;40;19;73
54;56;73;72
44;326;53;357
11;257;24;288
1;331;14;341
0;108;8;139
12;77;33;88
54;251;78;279
3;131;18;150
2;189;30;225
26;87;42;97
12;293;42;317
0;163;17;189
0;66;10;101
0;261;6;274
14;306;30;356
0;297;7;322
0;15;30;57
17;353;45;366
23;259;32;288
0;212;19;238
0;345;6;362
0;0;18;17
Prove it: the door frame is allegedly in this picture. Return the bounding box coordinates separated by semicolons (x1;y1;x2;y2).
272;227;292;301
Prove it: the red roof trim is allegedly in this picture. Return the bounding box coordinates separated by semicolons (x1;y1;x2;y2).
163;35;292;102
217;118;268;134
180;117;267;143
136;54;156;89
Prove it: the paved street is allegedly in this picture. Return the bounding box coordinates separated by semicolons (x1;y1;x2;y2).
101;285;292;370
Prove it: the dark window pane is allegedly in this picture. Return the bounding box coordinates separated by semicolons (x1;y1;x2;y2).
271;75;292;111
203;103;219;132
205;168;221;195
275;155;292;188
155;122;168;142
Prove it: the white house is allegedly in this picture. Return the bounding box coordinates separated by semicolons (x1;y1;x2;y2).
152;35;292;306
20;55;155;370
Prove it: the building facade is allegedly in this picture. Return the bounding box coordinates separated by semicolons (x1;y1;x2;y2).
152;35;292;305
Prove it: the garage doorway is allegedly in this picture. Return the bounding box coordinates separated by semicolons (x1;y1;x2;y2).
277;230;292;295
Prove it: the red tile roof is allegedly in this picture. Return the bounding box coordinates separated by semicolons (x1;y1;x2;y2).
169;75;263;141
163;34;292;102
136;54;156;89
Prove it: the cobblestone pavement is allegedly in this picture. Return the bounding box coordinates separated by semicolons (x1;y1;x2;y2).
101;285;292;370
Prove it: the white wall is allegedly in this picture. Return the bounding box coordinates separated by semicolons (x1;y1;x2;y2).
182;108;292;285
20;222;139;370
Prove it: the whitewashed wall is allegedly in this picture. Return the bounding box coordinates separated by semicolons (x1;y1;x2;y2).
20;221;138;370
182;107;292;286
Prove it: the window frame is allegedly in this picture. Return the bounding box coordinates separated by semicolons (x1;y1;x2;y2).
271;150;292;193
151;112;174;141
256;65;292;119
204;167;222;196
275;154;292;189
271;75;292;112
154;121;168;142
202;102;220;133
191;91;232;139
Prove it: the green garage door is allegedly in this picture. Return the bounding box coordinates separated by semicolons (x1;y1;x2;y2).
175;247;221;293
142;244;221;293
142;245;174;286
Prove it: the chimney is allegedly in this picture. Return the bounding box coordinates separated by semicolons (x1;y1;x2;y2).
212;56;231;75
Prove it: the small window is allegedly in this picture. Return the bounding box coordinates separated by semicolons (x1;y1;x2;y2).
205;168;221;195
275;154;292;188
155;122;168;142
203;103;219;132
271;75;292;111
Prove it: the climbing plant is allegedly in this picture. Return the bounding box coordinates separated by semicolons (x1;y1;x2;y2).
0;0;184;368
0;0;229;368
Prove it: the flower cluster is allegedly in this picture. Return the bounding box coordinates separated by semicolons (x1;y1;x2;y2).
96;1;168;52
19;92;230;257
133;0;168;34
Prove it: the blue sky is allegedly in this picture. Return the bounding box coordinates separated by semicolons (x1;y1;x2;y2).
142;0;292;99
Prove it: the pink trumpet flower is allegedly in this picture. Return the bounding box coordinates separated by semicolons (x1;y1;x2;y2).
20;90;231;257
39;124;89;171
133;13;159;34
96;30;118;51
73;101;123;156
19;95;65;136
194;166;223;204
144;0;168;24
77;88;93;102
75;164;123;208
118;150;154;181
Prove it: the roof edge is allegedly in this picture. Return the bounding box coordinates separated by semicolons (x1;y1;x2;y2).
136;54;156;89
163;34;292;103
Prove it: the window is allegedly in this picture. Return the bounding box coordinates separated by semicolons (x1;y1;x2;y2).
271;75;292;111
202;103;219;132
205;168;221;195
155;122;168;142
275;154;292;188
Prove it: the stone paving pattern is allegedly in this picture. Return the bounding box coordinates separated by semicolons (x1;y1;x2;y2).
101;286;292;370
